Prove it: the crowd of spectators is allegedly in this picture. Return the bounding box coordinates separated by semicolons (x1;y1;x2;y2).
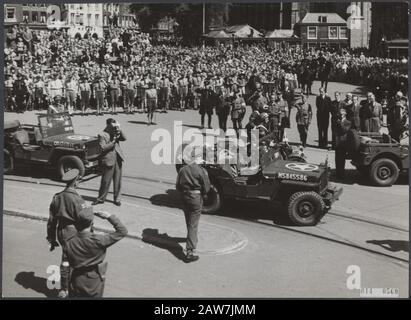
3;24;408;115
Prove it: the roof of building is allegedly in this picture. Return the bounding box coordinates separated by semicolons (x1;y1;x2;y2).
265;29;298;39
206;30;230;38
300;13;346;24
225;24;263;38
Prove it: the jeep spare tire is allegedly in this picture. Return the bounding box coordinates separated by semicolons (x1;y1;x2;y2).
369;158;399;187
202;184;222;214
4;149;14;174
287;191;325;226
57;155;85;179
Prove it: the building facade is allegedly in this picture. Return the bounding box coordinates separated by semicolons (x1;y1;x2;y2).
103;3;137;29
65;3;104;38
297;13;349;50
4;4;49;30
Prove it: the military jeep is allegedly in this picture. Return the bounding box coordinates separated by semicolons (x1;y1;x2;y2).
348;131;409;187
4;112;101;178
176;143;342;226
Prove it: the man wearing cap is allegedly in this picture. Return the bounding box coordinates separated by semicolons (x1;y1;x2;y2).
93;76;107;116
145;82;158;125
78;77;91;116
176;148;211;263
64;210;128;297
93;118;126;206
231;90;246;132
295;95;313;148
47;169;92;298
387;91;406;141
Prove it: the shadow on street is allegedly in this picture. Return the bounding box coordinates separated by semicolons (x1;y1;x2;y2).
150;189;295;226
142;228;187;262
366;240;409;253
14;271;58;298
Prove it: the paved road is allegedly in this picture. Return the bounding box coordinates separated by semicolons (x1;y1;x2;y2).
3;80;409;297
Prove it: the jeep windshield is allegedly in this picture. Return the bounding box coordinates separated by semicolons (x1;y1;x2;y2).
38;113;74;139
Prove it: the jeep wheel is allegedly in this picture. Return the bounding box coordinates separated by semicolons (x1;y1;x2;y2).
202;184;222;214
287;192;325;226
4;149;14;174
57;155;85;179
369;159;399;187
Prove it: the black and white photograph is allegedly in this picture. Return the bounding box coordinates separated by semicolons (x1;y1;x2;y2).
1;1;409;300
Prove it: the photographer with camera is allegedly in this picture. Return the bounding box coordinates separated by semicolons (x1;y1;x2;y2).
93;118;126;207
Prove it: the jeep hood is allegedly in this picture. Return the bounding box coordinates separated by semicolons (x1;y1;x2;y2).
42;133;98;148
262;159;325;180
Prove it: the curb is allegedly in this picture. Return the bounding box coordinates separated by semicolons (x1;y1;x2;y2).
4;208;247;256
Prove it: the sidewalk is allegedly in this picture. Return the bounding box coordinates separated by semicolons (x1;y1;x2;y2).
4;180;248;256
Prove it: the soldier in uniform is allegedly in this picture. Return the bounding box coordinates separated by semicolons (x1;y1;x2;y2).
316;87;332;148
197;82;216;129
93;119;126;206
334;109;352;179
108;75;121;114
93;76;107;116
215;88;231;132
78;77;91;116
330;92;344;149
178;74;189;111
231;90;246;132
176;148;211;263
47;169;93;298
124;74;136;114
248;84;267;112
47;95;65;115
145;82;158;125
64;210;128;297
387;91;406;142
295;95;313;148
158;74;170;113
267;93;282;142
360;92;383;133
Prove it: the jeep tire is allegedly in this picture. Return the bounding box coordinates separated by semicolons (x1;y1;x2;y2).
57;155;85;179
202;184;222;214
287;191;325;226
369;158;399;187
4;149;14;174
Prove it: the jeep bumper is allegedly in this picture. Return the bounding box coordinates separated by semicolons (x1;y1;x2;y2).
321;184;343;207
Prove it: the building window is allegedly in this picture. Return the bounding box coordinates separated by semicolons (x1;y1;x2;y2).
95;14;100;26
328;26;338;39
78;14;84;25
40;12;47;23
32;12;38;23
87;14;92;25
318;15;327;23
5;7;17;22
339;27;348;39
307;26;317;39
23;11;30;23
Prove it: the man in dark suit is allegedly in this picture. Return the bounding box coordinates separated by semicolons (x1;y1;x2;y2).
316;87;332;148
93;118;126;206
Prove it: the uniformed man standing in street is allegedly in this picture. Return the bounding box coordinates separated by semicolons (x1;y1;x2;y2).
93;118;126;206
176;148;211;263
335;109;352;179
47;169;93;298
387;91;406;142
316;87;332;148
64;210;128;297
295;94;313;148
